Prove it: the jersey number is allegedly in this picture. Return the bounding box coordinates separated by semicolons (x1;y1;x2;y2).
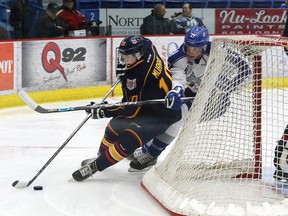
159;77;169;94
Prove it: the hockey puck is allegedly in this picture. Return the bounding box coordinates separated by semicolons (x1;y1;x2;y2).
33;186;43;191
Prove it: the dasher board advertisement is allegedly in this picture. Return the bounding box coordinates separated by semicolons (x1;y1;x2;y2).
22;38;107;91
215;9;287;35
99;9;212;36
0;43;14;91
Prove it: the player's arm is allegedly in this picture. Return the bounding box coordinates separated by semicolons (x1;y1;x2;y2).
216;49;252;94
165;59;187;110
202;50;252;122
170;66;187;89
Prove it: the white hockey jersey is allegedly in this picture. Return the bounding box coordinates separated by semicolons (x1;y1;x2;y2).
168;42;211;93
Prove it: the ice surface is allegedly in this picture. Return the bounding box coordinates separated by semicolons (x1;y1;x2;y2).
0;99;170;216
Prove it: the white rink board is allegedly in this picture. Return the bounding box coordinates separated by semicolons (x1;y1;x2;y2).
22;39;107;91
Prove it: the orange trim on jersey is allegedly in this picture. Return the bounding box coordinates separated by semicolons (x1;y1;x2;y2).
146;45;157;77
165;67;172;81
107;106;125;112
124;129;143;147
140;45;157;100
109;144;124;161
128;106;141;119
101;137;114;148
127;59;144;70
107;123;119;136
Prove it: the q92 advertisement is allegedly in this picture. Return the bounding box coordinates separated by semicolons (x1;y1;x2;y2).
22;38;106;91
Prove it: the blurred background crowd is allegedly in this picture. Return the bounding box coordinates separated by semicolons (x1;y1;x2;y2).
0;0;287;40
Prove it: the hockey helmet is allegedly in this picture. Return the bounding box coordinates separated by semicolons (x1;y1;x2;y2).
184;26;209;48
118;35;147;60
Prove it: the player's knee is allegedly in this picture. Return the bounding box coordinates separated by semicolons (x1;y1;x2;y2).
117;129;142;157
104;124;119;142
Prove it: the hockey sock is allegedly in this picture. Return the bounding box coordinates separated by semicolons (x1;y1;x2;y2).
98;123;119;154
141;140;152;153
148;138;169;157
95;129;141;171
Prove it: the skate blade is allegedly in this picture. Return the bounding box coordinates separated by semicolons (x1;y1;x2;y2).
128;166;152;172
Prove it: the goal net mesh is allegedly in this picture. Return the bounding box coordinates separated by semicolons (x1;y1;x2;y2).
142;35;288;216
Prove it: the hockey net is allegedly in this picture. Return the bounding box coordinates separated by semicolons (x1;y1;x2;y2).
142;35;288;216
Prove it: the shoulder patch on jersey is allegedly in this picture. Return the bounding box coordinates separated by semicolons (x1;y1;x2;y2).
126;78;137;90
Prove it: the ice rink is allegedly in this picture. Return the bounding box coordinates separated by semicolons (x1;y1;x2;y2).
0;98;170;216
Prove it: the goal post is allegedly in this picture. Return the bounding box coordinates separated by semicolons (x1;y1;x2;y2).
142;35;288;216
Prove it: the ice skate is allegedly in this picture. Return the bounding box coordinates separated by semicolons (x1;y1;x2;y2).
126;148;144;161
81;151;101;166
72;161;98;182
128;152;157;172
81;157;98;166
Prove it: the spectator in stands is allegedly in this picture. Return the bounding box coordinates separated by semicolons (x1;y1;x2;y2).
57;0;90;33
279;0;288;8
140;3;174;35
171;2;205;34
31;2;68;38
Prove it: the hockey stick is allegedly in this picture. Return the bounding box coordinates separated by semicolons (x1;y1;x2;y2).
12;80;121;189
18;89;194;114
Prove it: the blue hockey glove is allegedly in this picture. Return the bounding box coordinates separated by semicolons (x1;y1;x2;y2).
165;86;184;110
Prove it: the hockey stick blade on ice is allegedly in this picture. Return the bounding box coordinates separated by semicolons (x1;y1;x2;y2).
18;89;194;114
13;81;121;189
12;114;91;189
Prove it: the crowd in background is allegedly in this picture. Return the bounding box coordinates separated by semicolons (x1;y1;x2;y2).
12;0;102;38
140;3;205;35
0;0;288;40
1;1;207;39
0;0;103;39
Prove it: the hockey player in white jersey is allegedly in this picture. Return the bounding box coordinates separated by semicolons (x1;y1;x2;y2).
129;26;211;171
129;25;253;171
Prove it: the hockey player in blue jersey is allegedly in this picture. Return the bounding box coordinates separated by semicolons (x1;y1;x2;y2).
129;26;252;171
72;35;182;181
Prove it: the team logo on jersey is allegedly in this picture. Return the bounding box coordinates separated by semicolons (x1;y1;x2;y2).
126;78;136;90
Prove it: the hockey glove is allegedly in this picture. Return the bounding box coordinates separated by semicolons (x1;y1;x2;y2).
85;101;108;119
165;86;184;110
116;61;127;79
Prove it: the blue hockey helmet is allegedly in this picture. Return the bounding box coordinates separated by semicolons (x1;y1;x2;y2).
118;35;147;60
184;26;209;48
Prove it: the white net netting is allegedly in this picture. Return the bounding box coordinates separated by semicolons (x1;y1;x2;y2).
142;35;288;216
